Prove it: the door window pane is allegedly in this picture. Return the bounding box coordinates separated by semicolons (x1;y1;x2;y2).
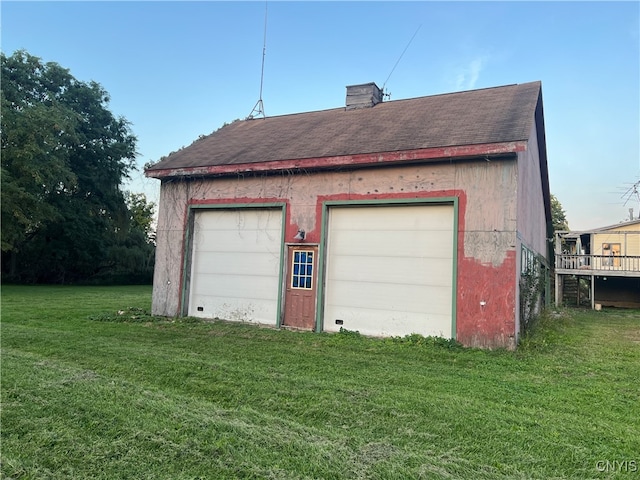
291;250;314;289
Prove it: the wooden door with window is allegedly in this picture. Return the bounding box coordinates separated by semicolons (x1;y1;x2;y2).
283;246;318;330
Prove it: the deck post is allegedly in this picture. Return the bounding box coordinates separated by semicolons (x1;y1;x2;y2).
554;233;561;307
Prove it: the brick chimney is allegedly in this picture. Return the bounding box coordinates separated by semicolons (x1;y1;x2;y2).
345;82;383;110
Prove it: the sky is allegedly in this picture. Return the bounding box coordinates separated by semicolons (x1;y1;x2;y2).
2;1;639;230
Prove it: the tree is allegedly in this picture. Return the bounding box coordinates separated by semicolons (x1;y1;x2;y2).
551;194;569;232
125;192;156;242
1;50;152;283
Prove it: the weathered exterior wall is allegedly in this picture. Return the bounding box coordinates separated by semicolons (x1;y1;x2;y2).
514;122;549;337
151;180;191;317
454;159;518;348
517;122;548;256
152;158;520;348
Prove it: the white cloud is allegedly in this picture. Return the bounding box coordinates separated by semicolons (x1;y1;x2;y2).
454;56;488;90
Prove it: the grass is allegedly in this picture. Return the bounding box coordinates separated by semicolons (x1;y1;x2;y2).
1;285;639;479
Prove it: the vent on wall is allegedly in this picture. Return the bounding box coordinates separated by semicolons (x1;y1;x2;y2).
345;82;383;110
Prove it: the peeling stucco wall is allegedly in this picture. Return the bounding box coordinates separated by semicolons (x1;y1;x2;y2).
455;159;517;266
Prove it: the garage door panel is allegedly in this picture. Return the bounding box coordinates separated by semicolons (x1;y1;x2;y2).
324;310;452;337
328;256;453;286
193;241;281;254
190;274;278;300
327;230;454;257
193;234;281;253
194;209;281;228
193;211;281;248
189;209;282;325
191;251;281;276
330;205;453;230
189;297;277;323
327;280;452;314
324;204;454;338
192;235;281;253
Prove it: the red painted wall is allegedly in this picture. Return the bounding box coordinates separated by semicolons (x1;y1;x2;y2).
456;253;517;348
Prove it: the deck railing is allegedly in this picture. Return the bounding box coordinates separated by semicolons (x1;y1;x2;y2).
555;254;640;273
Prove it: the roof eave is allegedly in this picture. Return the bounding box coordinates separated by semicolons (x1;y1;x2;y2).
589;219;640;233
145;141;527;179
533;87;553;242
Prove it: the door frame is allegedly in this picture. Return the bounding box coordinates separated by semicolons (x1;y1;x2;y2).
180;203;287;320
281;243;320;330
317;197;459;337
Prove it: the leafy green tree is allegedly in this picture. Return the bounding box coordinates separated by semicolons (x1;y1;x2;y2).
551;194;569;232
105;193;156;282
1;50;152;283
125;192;156;243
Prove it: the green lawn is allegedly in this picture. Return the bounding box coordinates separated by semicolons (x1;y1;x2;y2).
1;285;638;479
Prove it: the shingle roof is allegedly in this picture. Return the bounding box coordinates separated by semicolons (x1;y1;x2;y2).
146;81;542;174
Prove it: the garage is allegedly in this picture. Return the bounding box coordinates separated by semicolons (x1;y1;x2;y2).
323;203;455;338
187;208;283;325
148;81;549;349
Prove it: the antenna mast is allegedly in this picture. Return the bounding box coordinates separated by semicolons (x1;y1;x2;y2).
248;2;268;119
381;24;422;100
621;178;640;220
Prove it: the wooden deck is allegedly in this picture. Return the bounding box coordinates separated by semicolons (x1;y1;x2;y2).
555;254;640;277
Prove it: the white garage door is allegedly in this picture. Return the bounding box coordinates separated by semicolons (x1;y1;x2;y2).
188;208;283;325
324;204;454;338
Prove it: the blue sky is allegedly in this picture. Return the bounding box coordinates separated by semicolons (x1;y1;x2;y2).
2;1;639;230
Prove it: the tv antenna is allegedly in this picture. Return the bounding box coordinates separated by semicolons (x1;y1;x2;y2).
247;2;268;119
620;178;640;219
381;24;422;100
